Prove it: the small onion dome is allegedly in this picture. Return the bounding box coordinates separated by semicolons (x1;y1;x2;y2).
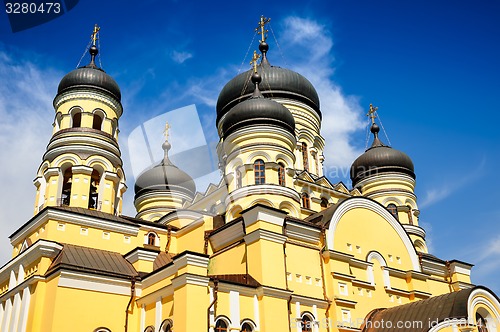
216;41;320;127
134;141;196;200
220;72;295;138
56;45;121;101
350;123;415;187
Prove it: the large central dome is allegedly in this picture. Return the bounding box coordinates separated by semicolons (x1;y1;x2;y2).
216;42;320;126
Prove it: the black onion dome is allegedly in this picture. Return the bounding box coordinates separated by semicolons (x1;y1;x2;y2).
221;96;296;138
57;45;121;101
350;123;415;186
216;45;320;124
134;142;196;200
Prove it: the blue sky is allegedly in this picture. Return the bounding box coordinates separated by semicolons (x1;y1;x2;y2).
0;0;499;293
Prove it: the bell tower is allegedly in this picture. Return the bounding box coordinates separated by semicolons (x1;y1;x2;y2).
33;25;127;215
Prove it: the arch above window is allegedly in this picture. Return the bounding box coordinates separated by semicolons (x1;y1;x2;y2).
144;326;154;332
320;197;329;210
160;319;173;332
301;313;314;332
92;109;106;130
241;322;254;331
94;328;111;332
215;317;230;332
386;203;398;220
146;232;158;246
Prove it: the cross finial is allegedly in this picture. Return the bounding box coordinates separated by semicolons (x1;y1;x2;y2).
250;50;261;73
367;104;378;125
91;24;100;46
163;121;171;142
255;16;271;43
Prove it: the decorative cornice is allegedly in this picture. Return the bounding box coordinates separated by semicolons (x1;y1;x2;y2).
291;294;329;309
124;248;159;264
226;185;301;206
10;209;139;246
403;224;426;238
241;203;288;228
209;220;245;252
53;90;123;117
285;221;321;245
171;273;210;289
57;270;134;296
256;286;292;300
244;229;287;245
0;240;62;285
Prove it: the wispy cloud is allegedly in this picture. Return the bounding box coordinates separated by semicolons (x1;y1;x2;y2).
0;49;60;262
279;16;365;172
171;50;193;64
419;157;486;208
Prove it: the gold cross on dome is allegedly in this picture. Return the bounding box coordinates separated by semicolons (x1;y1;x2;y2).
255;16;271;43
163;121;171;141
91;24;100;45
367;104;378;124
250;50;261;73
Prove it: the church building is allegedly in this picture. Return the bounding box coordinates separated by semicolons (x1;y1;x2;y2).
1;19;499;332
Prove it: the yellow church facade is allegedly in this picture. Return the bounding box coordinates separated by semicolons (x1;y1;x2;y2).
1;20;500;332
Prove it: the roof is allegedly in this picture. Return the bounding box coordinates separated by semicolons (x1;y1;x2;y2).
153;251;174;271
46;243;138;279
362;288;474;332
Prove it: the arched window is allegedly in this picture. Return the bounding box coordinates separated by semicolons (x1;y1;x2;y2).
88;170;100;209
61;167;72;206
159;319;173;332
254;159;265;185
302;142;309;171
301;314;313;332
387;204;398;220
72;110;82;128
144;326;154;332
477;313;489;332
215;319;228;332
241;322;253;331
320;197;328;210
301;193;310;209
93;328;112;332
278;162;286;186
147;233;156;246
92;112;103;130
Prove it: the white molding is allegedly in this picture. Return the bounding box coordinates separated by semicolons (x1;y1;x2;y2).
291;294;329;309
10;209;139;246
229;291;240;329
216;281;257;297
171;273;209;289
227;185;301;206
467;288;500;327
325;198;421;272
285;222;321;245
244;229;287;245
449;262;472;276
241;204;288;228
256;286;292;300
124;249;159;264
140;264;177;289
403;224;426;238
173;253;210;271
53;90;123;116
136;285;173;307
58;270;133;296
209;221;245;252
0;240;62;285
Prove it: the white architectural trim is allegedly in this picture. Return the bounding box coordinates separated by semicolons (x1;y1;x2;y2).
325;198;421;271
173;253;210;271
286;222;321;245
467;287;500;330
209;221;245;252
155;297;162;331
10;210;138;246
256;286;292;300
229;291;240;329
124;248;159;264
171;273;209;290
244;229;287;245
253;294;260;331
58;270;133;296
227;185;301;206
241;204;288;228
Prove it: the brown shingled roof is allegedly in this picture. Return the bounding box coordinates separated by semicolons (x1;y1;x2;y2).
153;251;174;270
362;288;475;332
46;243;138;279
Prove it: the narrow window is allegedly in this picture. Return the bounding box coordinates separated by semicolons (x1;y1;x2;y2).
72;111;81;128
215;320;228;332
254;159;265;184
302;193;310;209
278;162;285;186
241;322;253;332
320;197;328;210
302;142;309;171
92;112;103;130
88;170;100;209
301;315;313;332
387;203;398;220
61;167;72;206
148;233;156;246
476;313;489;332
